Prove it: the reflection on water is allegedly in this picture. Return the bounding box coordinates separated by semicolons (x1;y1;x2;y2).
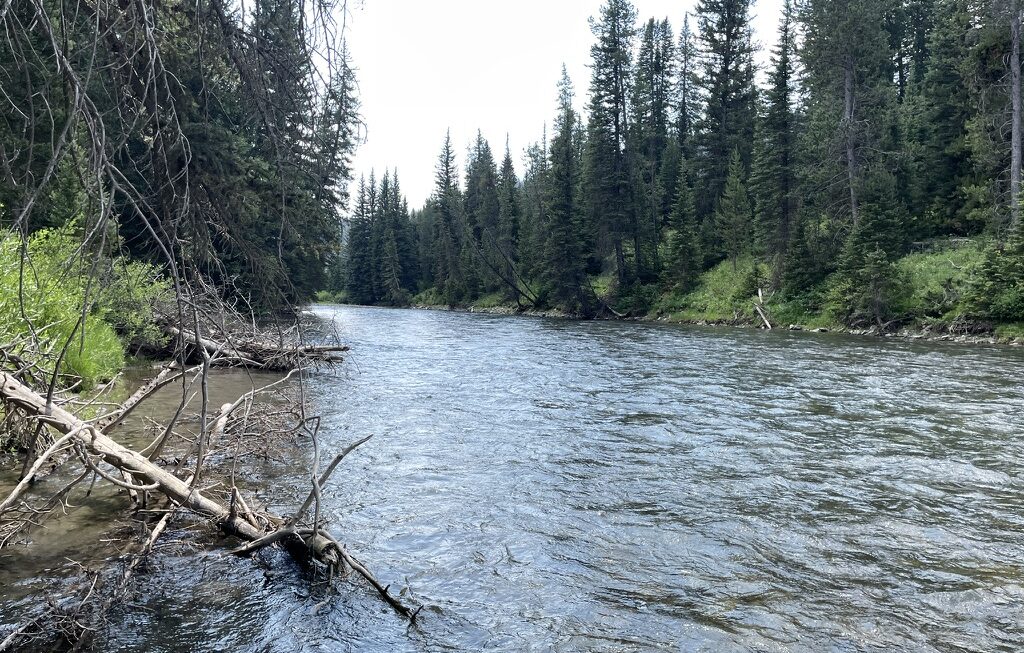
4;305;1024;652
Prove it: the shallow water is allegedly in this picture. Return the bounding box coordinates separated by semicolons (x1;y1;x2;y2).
4;305;1024;652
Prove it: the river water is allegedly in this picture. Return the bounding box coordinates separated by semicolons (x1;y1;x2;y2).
4;305;1024;652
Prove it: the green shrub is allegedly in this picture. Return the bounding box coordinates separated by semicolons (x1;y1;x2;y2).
892;241;985;319
1;223;169;388
967;233;1024;323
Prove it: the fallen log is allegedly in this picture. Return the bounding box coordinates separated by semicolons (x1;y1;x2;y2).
166;326;347;371
0;371;415;618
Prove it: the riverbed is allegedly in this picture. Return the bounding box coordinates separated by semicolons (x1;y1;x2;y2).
3;304;1024;652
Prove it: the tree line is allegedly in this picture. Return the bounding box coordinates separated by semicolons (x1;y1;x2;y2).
340;0;1024;326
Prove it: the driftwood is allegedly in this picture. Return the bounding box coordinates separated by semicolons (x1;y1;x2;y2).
166;325;347;371
0;370;416;620
754;288;773;330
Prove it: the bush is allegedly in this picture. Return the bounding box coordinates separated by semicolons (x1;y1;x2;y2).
0;223;170;388
967;233;1024;322
826;247;905;327
892;241;985;319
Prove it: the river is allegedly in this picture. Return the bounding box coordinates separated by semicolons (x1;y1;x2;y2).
3;304;1024;652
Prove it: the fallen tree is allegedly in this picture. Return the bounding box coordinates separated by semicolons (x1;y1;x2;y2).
165;324;348;371
0;363;418;639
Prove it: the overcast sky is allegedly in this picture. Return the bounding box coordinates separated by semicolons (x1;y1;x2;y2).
345;0;785;209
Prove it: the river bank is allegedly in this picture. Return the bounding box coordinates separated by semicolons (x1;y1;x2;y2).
407;300;1024;347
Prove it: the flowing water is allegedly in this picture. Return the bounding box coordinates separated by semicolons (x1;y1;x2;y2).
3;305;1024;652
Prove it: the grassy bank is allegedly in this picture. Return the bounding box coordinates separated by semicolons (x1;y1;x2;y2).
355;236;1024;345
641;239;1023;343
0;225;171;390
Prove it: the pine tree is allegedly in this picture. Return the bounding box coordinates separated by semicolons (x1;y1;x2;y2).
345;177;375;304
917;0;975;233
463;132;502;292
630;18;675;280
751;0;798;285
497;142;522;268
432;132;465;304
545;68;590;313
717;149;752;271
694;0;757;219
668;158;702;291
584;0;637;284
799;0;897;243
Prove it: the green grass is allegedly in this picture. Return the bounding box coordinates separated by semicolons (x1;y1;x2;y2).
652;256;760;322
0;224;168;389
892;241;986;321
469;291;510;309
994;322;1024;340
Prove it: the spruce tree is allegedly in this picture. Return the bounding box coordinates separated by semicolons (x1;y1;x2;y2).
545;68;590;313
694;0;757;219
717;149;752;272
751;0;798;285
432;132;465;304
668;158;702;291
630;18;675;281
583;0;637;285
345;177;375;304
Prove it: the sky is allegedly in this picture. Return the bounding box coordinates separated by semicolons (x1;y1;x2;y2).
345;0;785;209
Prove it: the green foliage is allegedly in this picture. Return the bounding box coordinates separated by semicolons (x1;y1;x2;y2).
96;260;173;353
893;241;985;319
716;149;752;271
826;247;905;327
967;233;1024;322
336;1;1024;336
656;256;759;321
0;226;127;388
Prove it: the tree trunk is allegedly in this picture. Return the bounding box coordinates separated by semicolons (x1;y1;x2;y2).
1011;0;1022;231
844;62;860;230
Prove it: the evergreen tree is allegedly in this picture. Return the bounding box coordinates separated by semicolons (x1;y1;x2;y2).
432;132;465;304
668;158;702;291
694;0;757;220
799;0;898;250
630;18;675;281
717;150;752;271
584;0;637;285
463;132;502;291
751;0;798;285
345;177;375;304
545;69;590;313
917;0;976;233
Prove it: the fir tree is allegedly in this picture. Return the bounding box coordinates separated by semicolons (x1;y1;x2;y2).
584;0;637;284
545;68;590;313
694;0;757;219
668;158;702;291
751;0;798;285
717;149;752;271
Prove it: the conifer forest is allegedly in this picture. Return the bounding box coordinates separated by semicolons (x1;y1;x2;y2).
338;0;1024;336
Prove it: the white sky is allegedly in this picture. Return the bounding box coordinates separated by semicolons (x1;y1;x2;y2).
345;0;785;208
